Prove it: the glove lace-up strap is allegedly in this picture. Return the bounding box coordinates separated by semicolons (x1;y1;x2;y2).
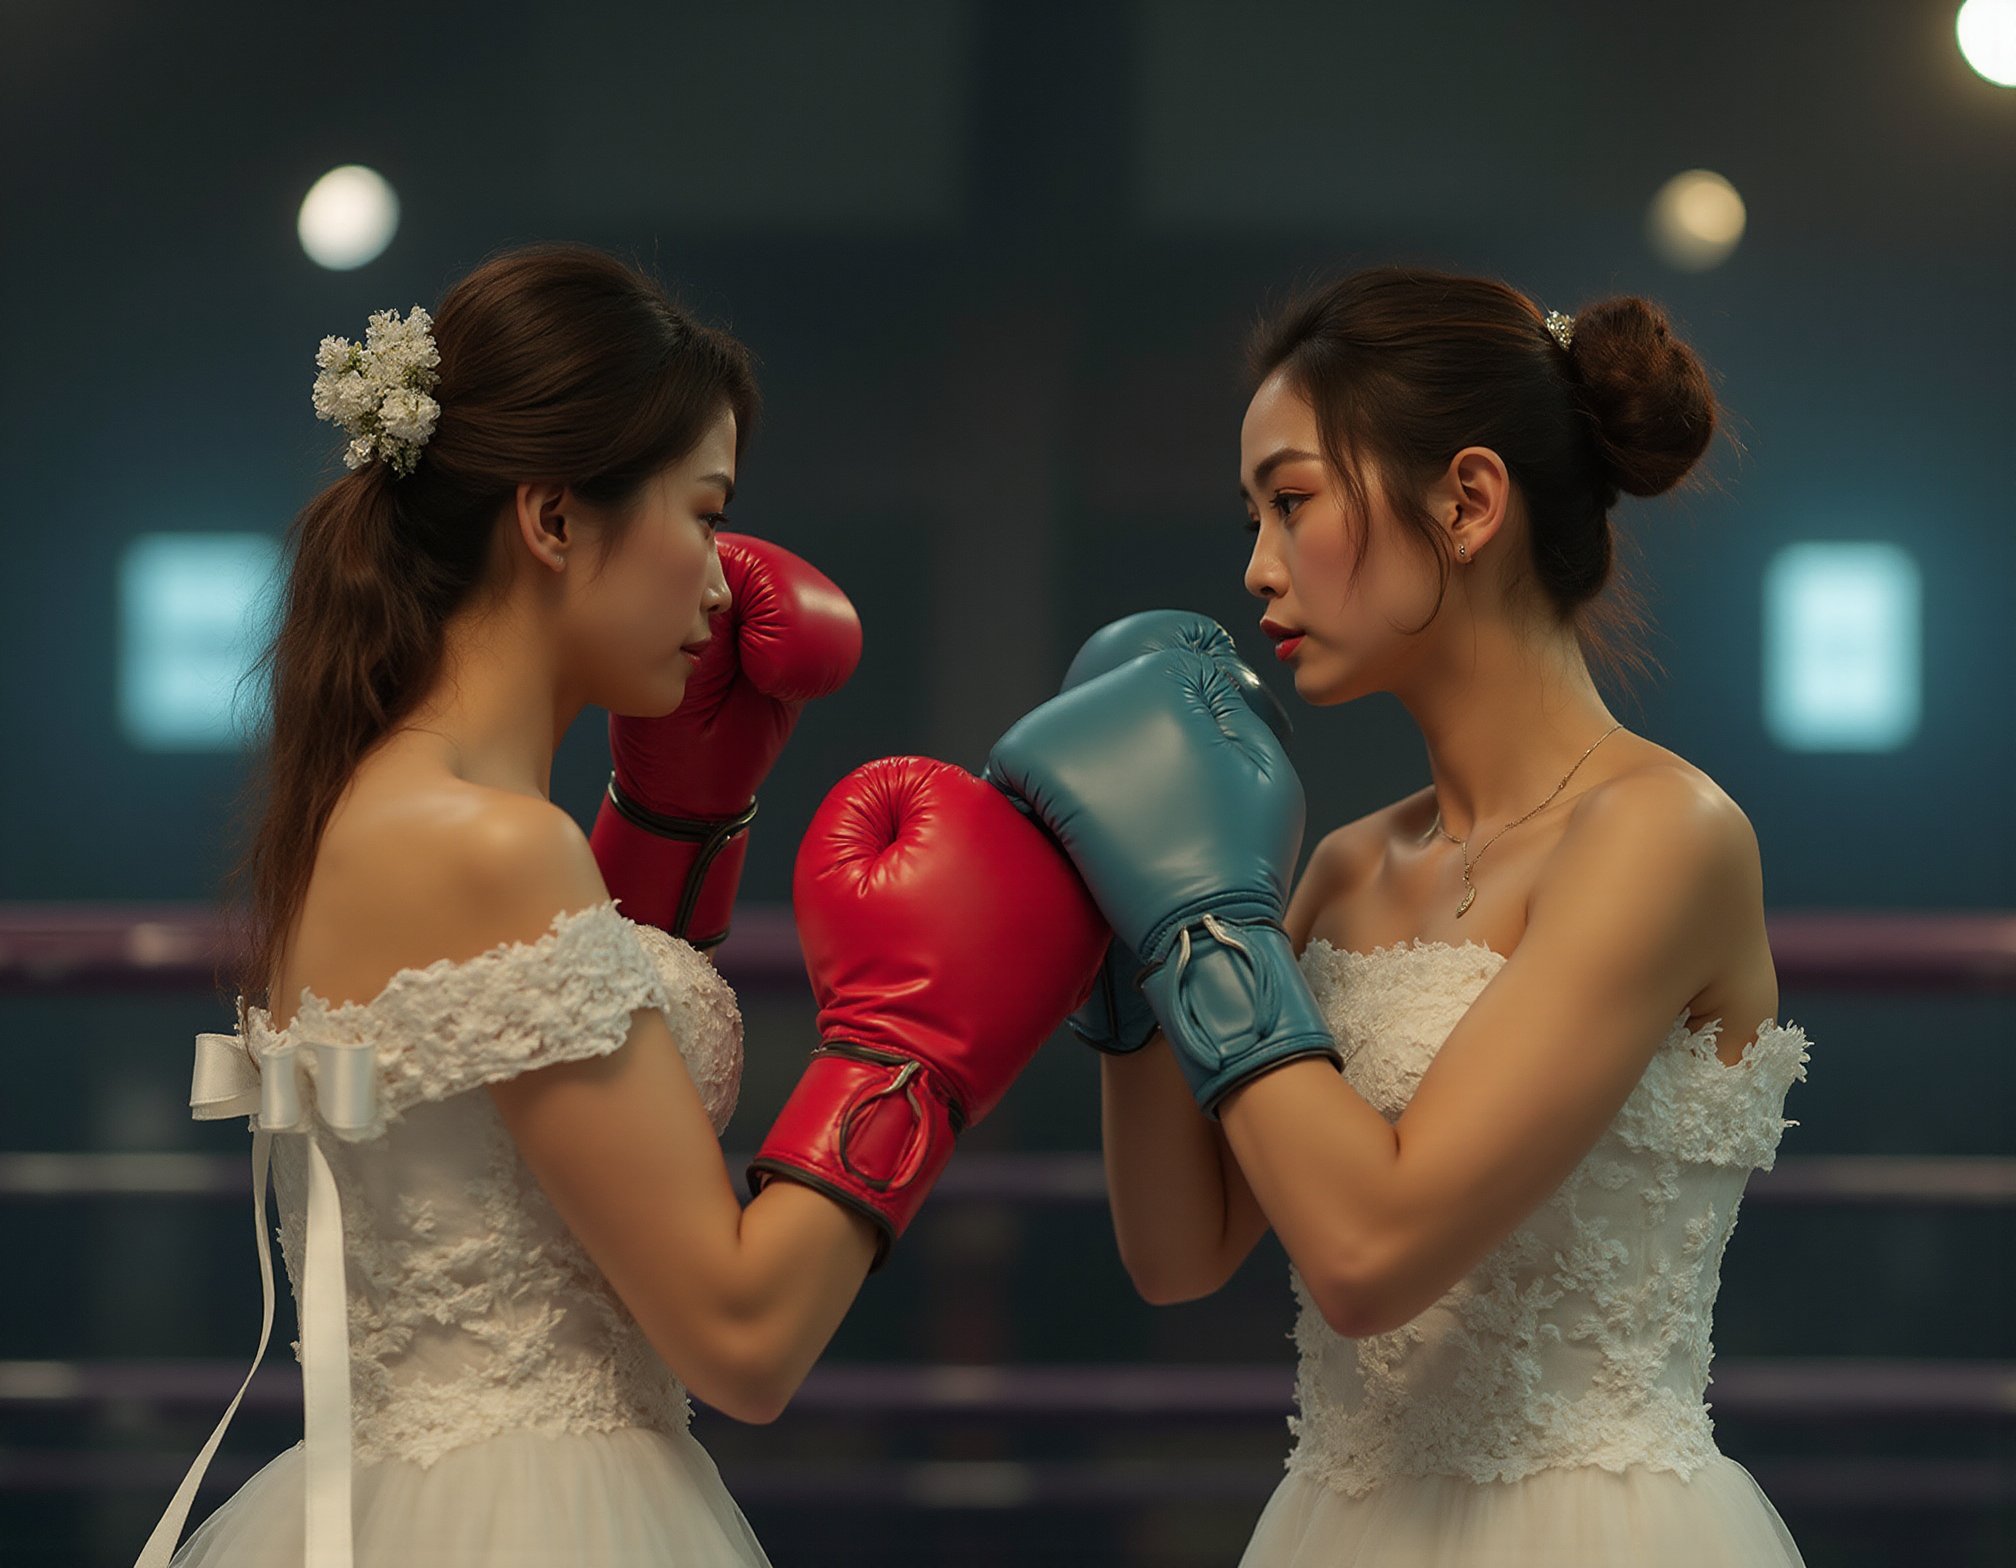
807;1040;965;1184
747;1040;963;1271
1138;913;1286;1040
603;774;759;947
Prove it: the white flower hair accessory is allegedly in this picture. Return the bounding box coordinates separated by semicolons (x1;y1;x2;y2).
311;306;442;478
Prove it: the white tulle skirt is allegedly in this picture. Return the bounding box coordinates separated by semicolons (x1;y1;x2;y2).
170;1426;769;1567
1239;1454;1806;1568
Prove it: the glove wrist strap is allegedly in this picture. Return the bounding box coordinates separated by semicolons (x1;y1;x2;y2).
748;1042;960;1270
1139;914;1341;1117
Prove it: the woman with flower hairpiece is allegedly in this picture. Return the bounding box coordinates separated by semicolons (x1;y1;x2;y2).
136;242;1107;1567
986;270;1812;1565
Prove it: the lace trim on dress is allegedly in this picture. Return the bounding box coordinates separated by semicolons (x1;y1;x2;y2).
1299;938;1810;1169
245;899;671;1133
627;921;743;1132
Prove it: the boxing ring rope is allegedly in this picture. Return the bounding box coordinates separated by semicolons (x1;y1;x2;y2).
5;906;2016;996
3;905;2011;1512
1;1149;2012;1207
4;1356;2008;1422
0;1359;2008;1509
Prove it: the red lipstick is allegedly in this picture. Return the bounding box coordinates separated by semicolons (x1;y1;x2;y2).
1260;619;1304;662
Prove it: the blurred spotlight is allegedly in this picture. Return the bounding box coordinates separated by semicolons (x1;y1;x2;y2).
1958;0;2016;85
297;165;400;270
1646;169;1747;271
119;534;281;750
1763;543;1921;753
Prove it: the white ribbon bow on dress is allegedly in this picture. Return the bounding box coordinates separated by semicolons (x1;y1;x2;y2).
134;1028;378;1568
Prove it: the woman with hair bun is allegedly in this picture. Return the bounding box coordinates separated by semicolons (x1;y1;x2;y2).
992;269;1812;1564
137;243;1106;1567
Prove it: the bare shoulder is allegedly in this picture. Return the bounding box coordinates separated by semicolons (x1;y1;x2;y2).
432;789;607;907
388;786;609;937
1560;752;1760;879
279;779;613;1015
1534;751;1768;1014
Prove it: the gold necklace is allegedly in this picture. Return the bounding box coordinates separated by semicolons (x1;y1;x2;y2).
1429;723;1623;917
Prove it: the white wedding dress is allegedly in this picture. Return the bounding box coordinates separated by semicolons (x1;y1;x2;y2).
139;900;769;1568
1239;938;1814;1568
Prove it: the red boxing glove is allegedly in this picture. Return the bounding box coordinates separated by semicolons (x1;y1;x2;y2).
590;533;862;946
749;757;1107;1262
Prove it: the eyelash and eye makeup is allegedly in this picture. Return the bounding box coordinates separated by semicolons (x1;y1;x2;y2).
702;511;730;534
1244;492;1307;534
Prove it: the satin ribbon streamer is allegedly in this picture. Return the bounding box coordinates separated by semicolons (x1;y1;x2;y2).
134;1029;378;1568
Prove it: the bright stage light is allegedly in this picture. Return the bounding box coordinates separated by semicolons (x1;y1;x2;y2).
1958;0;2016;86
1646;170;1747;271
119;533;281;750
297;165;400;271
1763;543;1921;753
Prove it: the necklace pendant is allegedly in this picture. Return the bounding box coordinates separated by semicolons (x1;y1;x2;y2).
1455;886;1476;917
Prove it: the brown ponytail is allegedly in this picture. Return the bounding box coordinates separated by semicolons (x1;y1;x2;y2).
221;244;758;1021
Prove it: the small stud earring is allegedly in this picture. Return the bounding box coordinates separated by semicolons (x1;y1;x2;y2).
1458;543;1468;560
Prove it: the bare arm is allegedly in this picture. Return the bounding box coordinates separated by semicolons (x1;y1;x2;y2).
456;801;877;1423
1098;1040;1264;1302
491;1008;876;1424
1217;772;1758;1339
1099;822;1365;1302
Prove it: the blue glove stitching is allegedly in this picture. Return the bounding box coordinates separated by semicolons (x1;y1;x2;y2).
1196;1038;1344;1118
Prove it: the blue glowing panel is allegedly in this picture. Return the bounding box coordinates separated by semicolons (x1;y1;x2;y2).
1763;543;1920;752
119;534;281;750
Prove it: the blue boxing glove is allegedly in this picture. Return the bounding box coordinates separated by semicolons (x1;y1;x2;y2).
986;647;1339;1114
1042;612;1291;1055
1060;613;1291;744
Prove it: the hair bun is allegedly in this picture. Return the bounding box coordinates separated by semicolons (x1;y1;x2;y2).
1567;296;1716;497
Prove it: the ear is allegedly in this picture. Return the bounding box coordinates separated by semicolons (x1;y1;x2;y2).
1429;447;1512;563
512;482;572;573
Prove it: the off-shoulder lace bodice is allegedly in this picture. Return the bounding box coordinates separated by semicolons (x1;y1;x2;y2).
241;901;742;1468
1283;938;1810;1497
